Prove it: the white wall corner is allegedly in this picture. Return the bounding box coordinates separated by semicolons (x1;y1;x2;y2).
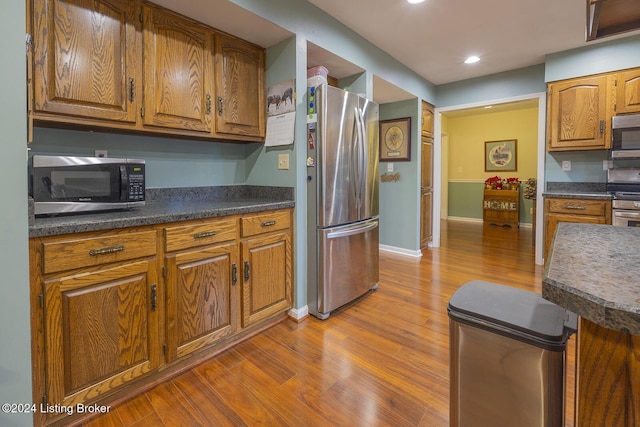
288;305;309;322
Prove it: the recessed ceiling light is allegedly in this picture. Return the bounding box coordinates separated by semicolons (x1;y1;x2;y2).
407;0;425;4
464;56;480;64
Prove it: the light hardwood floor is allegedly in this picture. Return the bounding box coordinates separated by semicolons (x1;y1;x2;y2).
84;220;575;426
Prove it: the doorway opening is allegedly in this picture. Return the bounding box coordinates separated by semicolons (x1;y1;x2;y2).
433;93;546;265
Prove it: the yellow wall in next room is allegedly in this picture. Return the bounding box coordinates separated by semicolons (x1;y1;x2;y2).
447;107;538;183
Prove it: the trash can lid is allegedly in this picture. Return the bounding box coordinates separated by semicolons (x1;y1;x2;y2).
448;280;571;346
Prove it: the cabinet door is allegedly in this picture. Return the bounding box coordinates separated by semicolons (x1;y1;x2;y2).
142;4;214;132
215;34;265;138
43;259;159;408
421;101;434;138
615;68;640;115
32;0;140;122
165;244;238;361
547;76;610;151
241;232;291;327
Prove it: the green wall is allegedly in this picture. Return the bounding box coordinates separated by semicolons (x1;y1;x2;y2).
5;1;640;419
379;99;421;252
1;1;32;426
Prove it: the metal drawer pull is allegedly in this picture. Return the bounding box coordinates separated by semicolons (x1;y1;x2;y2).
89;245;125;256
564;204;586;210
194;230;217;239
261;220;277;227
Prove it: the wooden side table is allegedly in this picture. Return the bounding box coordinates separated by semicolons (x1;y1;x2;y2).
483;188;520;227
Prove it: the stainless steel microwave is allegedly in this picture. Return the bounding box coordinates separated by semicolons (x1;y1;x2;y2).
612;114;640;159
30;155;145;215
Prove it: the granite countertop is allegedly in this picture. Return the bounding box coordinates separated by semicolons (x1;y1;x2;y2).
542;222;640;335
29;186;295;238
542;181;612;200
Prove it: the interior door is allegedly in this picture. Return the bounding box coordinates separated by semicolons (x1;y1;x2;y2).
420;136;433;248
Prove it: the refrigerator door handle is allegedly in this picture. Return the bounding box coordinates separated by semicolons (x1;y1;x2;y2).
327;219;378;239
353;107;366;216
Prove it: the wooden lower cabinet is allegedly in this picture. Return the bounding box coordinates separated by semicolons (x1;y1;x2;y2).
30;209;293;426
544;197;611;260
241;232;292;327
239;209;293;328
43;260;160;409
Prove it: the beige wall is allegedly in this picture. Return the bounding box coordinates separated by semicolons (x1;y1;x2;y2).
448;107;538;182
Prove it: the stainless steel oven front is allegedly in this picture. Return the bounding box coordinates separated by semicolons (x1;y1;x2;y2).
612;199;640;227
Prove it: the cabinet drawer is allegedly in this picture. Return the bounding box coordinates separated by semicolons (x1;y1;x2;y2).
164;217;237;252
43;230;157;274
547;199;609;216
241;210;291;237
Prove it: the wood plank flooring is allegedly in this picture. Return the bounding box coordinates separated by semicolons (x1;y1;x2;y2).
84;220;575;426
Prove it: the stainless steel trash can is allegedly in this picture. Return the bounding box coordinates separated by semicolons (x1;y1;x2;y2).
448;280;576;427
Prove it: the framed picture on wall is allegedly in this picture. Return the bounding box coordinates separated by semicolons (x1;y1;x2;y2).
485;139;517;172
380;117;411;162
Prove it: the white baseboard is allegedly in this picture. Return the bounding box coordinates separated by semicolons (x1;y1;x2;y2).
288;305;309;321
379;244;423;258
447;216;483;223
447;217;534;229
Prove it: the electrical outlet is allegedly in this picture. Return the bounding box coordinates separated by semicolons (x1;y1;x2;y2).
603;160;612;170
278;154;289;170
95;150;108;158
561;160;571;171
530;207;533;214
387;163;394;172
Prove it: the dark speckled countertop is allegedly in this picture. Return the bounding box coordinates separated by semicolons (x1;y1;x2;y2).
542;222;640;335
542;181;612;200
29;186;294;238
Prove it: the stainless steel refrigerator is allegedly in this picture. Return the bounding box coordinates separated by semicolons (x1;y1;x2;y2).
306;84;379;320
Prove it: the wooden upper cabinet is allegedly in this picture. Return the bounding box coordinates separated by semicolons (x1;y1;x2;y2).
32;0;140;123
421;101;434;138
142;4;214;133
547;75;611;151
614;68;640;115
215;34;266;139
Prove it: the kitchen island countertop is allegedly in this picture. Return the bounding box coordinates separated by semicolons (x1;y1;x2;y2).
29;185;295;238
542;222;640;335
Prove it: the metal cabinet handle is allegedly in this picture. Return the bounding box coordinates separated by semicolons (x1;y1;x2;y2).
218;96;223;116
261;220;277;227
129;77;135;102
89;245;125;256
150;283;157;312
193;230;217;239
205;94;212;115
232;263;238;286
244;261;250;281
564;204;586;210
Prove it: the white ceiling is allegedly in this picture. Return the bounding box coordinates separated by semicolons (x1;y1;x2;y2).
152;0;640;106
308;0;640;85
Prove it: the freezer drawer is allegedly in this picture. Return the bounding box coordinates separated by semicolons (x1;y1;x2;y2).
317;218;379;317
